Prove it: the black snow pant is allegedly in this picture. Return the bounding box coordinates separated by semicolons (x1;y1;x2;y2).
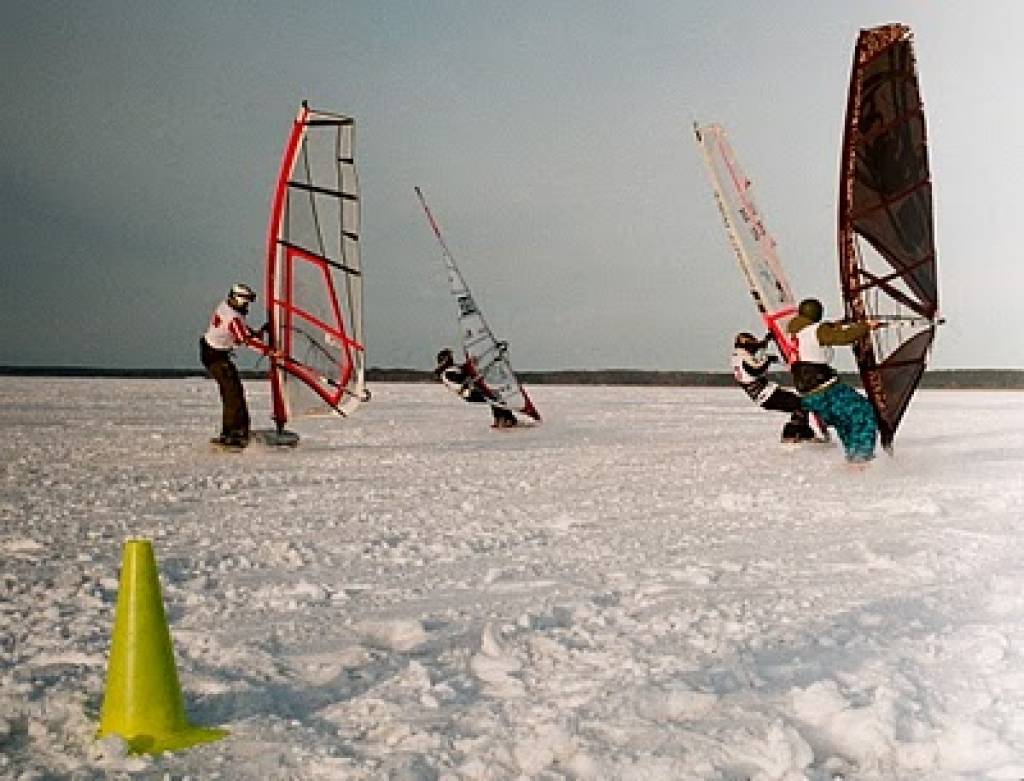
490;405;517;426
463;386;517;427
200;338;250;439
761;387;815;441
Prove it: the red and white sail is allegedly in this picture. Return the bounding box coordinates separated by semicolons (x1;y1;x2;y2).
266;102;367;430
694;123;799;363
414;186;540;422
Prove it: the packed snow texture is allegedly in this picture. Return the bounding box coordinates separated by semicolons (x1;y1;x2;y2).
2;378;1024;780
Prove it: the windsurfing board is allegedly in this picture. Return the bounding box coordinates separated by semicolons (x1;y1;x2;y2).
490;421;538;432
780;436;832;449
250;429;300;447
208;429;300;452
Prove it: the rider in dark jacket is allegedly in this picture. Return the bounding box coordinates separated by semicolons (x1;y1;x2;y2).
434;348;518;428
731;331;815;443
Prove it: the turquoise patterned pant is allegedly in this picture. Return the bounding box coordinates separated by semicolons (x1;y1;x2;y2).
802;383;877;461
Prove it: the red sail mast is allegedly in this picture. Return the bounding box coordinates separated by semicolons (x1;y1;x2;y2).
265;103;311;431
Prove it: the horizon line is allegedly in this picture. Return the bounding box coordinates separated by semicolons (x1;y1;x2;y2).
3;365;1024;391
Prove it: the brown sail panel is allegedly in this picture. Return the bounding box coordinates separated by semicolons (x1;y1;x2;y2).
838;23;939;450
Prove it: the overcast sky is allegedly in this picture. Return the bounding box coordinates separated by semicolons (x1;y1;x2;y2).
1;2;1017;371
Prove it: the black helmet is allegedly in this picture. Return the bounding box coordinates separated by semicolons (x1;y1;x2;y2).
734;332;760;350
798;298;823;323
435;348;454;370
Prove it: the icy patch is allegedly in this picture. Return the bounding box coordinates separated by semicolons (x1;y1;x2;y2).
512;720;578;776
984;574;1024;617
790;679;925;767
935;722;1018;774
716;491;755;512
2;538;45;557
354;618;428;652
91;735;150;772
470;622;525;699
28;652;103;668
633;684;718;722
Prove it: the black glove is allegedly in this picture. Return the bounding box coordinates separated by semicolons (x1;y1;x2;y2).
766;355;780;365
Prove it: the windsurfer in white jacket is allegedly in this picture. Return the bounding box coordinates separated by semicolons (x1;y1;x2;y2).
199;283;274;447
731;331;816;443
786;298;881;463
434;348;518;428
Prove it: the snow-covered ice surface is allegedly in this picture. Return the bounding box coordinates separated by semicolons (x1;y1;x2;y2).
3;378;1024;780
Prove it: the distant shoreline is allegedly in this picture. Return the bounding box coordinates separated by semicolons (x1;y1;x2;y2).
3;365;1024;390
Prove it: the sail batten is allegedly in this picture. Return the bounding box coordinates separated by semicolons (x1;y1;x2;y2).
287;180;359;200
850;179;930;220
305;119;354;127
277;240;361;275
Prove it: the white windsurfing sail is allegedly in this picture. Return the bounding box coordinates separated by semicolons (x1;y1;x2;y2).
265;102;368;432
694;122;799;363
414;186;541;422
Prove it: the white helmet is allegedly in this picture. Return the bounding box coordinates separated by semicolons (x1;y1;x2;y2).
227;283;256;310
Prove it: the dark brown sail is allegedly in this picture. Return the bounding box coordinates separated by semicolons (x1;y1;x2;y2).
837;23;939;450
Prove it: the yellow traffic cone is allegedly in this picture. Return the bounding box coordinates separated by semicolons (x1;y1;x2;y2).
97;539;227;754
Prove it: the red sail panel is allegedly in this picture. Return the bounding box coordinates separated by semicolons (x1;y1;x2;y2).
838;23;938;449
